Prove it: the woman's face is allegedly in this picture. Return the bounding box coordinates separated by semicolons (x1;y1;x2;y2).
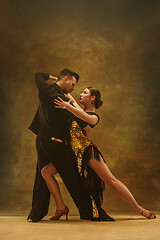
79;88;91;106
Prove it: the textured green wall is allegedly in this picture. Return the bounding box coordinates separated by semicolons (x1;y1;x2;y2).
0;0;160;215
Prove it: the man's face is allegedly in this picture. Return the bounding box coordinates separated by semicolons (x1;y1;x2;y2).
63;76;77;94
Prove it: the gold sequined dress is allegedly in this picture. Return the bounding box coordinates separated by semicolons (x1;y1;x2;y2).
70;112;105;219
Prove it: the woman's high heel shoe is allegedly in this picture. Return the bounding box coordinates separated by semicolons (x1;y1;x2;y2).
50;206;69;220
139;208;156;219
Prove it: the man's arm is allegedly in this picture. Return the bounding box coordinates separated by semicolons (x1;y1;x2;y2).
28;108;40;135
35;72;49;90
35;73;56;100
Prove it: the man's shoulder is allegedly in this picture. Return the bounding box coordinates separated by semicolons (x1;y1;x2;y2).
46;84;61;98
48;84;67;99
48;92;68;102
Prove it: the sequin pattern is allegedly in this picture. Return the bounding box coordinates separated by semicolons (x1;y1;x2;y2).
70;120;99;218
90;195;99;218
70;121;92;174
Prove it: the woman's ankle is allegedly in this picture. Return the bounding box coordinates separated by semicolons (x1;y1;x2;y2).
56;203;66;210
135;205;142;213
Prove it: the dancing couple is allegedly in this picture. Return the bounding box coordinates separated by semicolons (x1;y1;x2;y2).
27;69;156;222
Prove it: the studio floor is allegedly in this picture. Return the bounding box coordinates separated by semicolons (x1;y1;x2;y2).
0;213;159;240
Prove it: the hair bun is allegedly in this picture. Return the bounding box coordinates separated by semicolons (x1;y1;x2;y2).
96;100;103;109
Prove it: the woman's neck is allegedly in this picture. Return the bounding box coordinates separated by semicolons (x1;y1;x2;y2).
84;104;95;112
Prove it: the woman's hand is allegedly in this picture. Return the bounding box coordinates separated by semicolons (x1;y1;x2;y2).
54;97;71;109
65;93;82;110
65;93;76;104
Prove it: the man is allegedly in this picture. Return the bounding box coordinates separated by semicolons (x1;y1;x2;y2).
27;69;114;222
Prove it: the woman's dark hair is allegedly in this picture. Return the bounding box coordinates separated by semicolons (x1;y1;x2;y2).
87;87;103;109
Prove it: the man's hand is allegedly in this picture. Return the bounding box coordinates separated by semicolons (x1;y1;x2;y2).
49;75;58;81
47;75;58;85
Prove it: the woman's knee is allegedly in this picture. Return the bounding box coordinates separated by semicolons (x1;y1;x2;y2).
41;166;47;179
41;163;58;178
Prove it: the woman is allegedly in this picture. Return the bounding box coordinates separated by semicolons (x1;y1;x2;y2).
52;87;156;220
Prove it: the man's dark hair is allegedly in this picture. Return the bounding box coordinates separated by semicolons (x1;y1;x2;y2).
58;68;79;82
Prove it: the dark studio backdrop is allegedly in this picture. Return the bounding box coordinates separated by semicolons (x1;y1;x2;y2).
0;0;160;215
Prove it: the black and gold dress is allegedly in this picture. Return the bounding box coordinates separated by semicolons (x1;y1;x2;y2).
70;112;106;219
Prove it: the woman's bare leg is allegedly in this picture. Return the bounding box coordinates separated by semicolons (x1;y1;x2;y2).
88;156;154;218
41;162;66;210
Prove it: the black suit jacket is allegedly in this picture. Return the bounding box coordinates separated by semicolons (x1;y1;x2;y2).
29;73;71;142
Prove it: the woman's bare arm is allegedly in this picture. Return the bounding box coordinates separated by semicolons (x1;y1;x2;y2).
65;93;82;110
54;97;98;125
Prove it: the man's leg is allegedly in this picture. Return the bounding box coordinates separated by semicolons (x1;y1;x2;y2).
27;161;50;222
27;137;50;222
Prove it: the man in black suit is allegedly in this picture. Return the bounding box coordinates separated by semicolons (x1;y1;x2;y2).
27;69;114;222
27;70;94;222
